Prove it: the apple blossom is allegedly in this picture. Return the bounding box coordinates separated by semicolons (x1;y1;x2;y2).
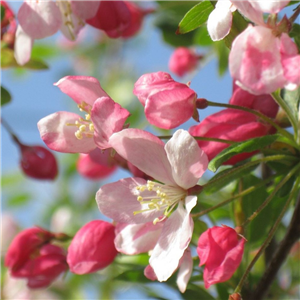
97;129;208;282
38;76;130;153
169;47;201;77
1;1;16;48
197;226;246;288
189;109;271;164
67;220;118;274
133;72;198;129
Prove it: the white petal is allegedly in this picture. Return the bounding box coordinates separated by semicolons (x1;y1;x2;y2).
176;248;193;293
14;25;33;66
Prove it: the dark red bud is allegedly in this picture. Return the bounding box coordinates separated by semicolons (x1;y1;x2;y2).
196;98;209;109
20;145;58;180
229;293;242;300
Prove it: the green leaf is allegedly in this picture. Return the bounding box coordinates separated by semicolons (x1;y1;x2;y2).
208;134;280;172
1;4;5;21
177;1;214;34
182;285;215;300
280;87;300;126
7;193;31;207
214;40;229;76
23;58;48;70
204;160;259;194
1;86;12;106
194;25;214;46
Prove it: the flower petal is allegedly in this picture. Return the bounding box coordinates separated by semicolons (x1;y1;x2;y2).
109;129;175;185
54;76;109;106
96;177;163;224
14;25;33;66
165;130;208;189
37;111;96;153
17;0;62;39
70;1;100;20
115;222;163;255
176;248;193;293
149;200;194;282
91;97;130;150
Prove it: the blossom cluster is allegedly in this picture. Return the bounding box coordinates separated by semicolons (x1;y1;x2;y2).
3;0;300;298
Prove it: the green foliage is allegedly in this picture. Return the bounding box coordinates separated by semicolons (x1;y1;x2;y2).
177;1;214;34
214;40;229;76
289;23;300;51
1;4;5;21
208;134;280;172
1;86;11;106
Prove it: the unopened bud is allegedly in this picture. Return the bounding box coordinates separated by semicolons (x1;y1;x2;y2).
19;144;58;180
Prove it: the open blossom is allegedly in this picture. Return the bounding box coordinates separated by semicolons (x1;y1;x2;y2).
15;0;99;65
133;72;198;129
197;226;246;288
38;76;130;154
169;47;201;77
67;220;118;274
97;129;208;282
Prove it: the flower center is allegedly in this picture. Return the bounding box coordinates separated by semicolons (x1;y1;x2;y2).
134;180;187;224
66;101;95;140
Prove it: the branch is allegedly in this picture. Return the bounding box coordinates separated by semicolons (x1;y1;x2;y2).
251;192;300;300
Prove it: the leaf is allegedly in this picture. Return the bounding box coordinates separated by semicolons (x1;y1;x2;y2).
281;87;300;126
204;160;259;194
194;25;214;46
1;86;12;106
214;40;229;76
177;1;214;34
182;286;215;300
208;134;280;172
23;58;48;70
1;4;5;21
7;193;31;207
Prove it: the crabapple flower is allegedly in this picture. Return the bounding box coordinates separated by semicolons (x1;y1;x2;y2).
207;0;236;41
133;72;198;129
189;109;271;165
1;1;17;48
38;76;130;153
229;25;300;95
169;47;201;77
67;220;118;274
19;144;58;180
86;1;131;38
144;248;193;293
97;129;208;281
197;226;246;288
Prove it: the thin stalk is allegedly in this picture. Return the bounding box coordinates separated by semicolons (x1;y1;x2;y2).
289;4;300;24
1;117;21;145
203;154;295;192
234;175;300;294
192;173;281;218
271;91;298;143
206;100;298;148
242;163;300;227
158;135;236;144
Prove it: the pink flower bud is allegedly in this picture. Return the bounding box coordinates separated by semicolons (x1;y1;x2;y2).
77;153;117;180
19;144;58;180
197;226;246;288
189;109;270;164
5;227;54;272
67;220;118;274
133;72;197;129
86;1;131;38
11;244;67;289
169;47;201;77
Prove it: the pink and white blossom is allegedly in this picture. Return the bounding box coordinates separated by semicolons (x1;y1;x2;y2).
38;76;130;153
96;129;208;282
133;72;197;129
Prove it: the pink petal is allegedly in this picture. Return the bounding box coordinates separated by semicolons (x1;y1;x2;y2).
70;1;100;20
91;97;130;150
115;222;163;255
37;111;96;153
96;177;163;224
14;25;33;66
207;2;232;41
149;201;194;282
229;25;285;95
109;129;175;185
165;130;208;189
145;85;196;129
249;0;289;14
176;248;193;293
54;76;109;107
17;0;62;39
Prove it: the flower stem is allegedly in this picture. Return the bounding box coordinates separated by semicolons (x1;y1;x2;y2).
206;100;298;148
242;163;300;227
289;4;300;24
234;174;300;295
192;173;281;218
1;117;21;145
